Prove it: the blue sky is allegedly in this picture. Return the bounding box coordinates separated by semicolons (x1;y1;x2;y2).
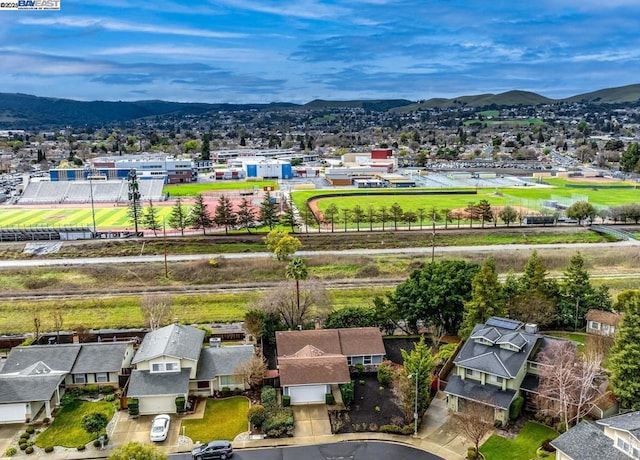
1;0;639;104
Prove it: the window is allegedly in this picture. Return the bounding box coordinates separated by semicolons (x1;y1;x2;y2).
487;374;503;385
95;373;109;383
197;381;210;389
466;369;476;378
589;321;601;330
363;356;372;365
151;362;180;373
220;375;242;386
73;374;87;384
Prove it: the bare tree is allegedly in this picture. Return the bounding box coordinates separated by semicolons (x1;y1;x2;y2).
52;306;64;344
235;355;267;389
453;401;494;457
140;294;173;330
257;280;330;330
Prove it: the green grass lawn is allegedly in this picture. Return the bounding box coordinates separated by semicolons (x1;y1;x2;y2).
182;397;249;444
35;399;116;448
164;180;277;196
480;421;558;460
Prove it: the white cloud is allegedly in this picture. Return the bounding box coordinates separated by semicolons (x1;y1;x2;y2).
214;0;349;20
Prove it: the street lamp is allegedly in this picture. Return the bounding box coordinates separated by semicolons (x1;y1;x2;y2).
407;373;419;436
85;166;96;235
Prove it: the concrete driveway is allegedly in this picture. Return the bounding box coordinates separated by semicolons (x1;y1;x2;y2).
110;412;181;448
292;404;331;437
0;424;22;455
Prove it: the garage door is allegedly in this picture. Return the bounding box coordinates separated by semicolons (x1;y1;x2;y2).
287;385;327;404
138;396;176;415
0;403;26;424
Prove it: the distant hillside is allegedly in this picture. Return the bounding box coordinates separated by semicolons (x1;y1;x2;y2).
302;99;412;111
563;84;640;103
401;90;554;111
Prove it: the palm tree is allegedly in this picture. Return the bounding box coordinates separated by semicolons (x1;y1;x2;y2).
285;257;308;324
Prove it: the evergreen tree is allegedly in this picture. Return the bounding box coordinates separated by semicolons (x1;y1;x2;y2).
213;194;237;235
280;198;296;232
259;191;278;230
459;257;505;338
476;199;492;227
142;200;161;237
324;203;339;232
236;197;256;233
389;202;403;230
127;170;141;233
352;205;365;232
609;295;640;410
620;141;640;172
167;197;188;236
188;194;213;235
200;133;211;161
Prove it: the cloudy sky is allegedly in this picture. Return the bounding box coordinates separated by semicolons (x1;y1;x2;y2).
1;0;639;104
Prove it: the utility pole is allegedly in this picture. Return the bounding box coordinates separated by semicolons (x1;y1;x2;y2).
163;218;168;278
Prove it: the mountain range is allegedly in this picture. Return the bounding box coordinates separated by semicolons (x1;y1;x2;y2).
1;84;639;129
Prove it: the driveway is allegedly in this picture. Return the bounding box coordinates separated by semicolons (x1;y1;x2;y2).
110;412;181;449
292;405;331;437
0;424;22;455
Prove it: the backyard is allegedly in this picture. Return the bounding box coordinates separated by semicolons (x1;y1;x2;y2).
480;421;558;460
182;397;250;444
35;398;116;448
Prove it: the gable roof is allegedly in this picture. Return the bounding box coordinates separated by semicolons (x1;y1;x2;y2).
0;344;81;374
586;309;621;325
551;420;629;460
0;374;66;403
275;327;384;358
457;352;513;378
444;375;517;410
278;355;350;386
597;410;640;441
196;345;254;381
132;324;204;364
71;342;132;374
127;368;190;397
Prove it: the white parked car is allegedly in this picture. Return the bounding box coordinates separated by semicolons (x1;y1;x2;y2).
150;414;171;442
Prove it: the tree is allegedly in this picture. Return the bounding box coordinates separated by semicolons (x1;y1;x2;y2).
476;199;492;227
285;258;308;318
403;211;417;230
566;201;597;225
280;198;297;232
620;141;639;172
235;355;267;389
377;205;389;231
352;205;365;232
499;206;518;226
257;280;330;330
263;230;301;261
243;309;265;348
325;306;378;329
341;207;351;232
212;194;236;235
200;133;211;161
416;207;426;229
127;170;142;233
453;403;494;458
167;197;188;236
465;202;480;227
259;191;278;230
394;336;434;421
188;194;214;235
299;205;316;233
52;306;64;344
82;412;109;440
324;203;338;232
389;202;404;230
458;257;505;338
107;442;167;460
366;205;377;231
614;289;640;313
140;293;173;330
387;260;479;333
236;197;256;233
609;294;640;410
142;200;161;236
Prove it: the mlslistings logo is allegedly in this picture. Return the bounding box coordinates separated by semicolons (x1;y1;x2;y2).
0;0;60;10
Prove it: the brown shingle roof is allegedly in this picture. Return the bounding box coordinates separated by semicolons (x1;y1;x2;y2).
275;327;384;358
278;355;350;386
338;327;385;356
586;309;621;325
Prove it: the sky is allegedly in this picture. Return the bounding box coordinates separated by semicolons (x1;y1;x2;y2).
1;0;640;104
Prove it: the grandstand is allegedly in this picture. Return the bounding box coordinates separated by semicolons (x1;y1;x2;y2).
0;226;93;242
17;179;165;205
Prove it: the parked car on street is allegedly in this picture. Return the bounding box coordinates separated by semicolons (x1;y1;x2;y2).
150;414;171;442
191;440;233;459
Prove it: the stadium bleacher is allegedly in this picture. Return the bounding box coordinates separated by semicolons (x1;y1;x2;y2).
17;179;165;204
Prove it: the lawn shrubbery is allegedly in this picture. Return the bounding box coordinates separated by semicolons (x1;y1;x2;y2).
376;360;395;386
250;386;294;438
480;421;559;460
339;381;354;407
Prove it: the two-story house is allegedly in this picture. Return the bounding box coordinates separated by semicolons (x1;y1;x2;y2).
445;317;544;425
551;411;640;459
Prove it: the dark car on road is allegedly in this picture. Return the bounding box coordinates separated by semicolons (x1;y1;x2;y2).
191;440;233;459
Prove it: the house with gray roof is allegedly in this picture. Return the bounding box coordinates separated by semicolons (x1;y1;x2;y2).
444;317;545;425
551;411;640;459
193;344;255;396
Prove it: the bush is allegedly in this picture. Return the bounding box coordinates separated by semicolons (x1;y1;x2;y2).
127;398;139;416
359;379;365;385
220;387;231;397
248;405;267;427
77;445;86;451
263;410;294;438
541;438;557;453
377;361;394;386
61;392;76;407
44;446;54;453
380;424;403;434
104;394;115;402
282;395;291;407
4;447;17;457
233;388;243;396
175;396;186;413
42;417;51;425
25;446;34;455
436;343;458;363
26;426;35;434
84;384;100;393
101;386;115;394
510;395;524;420
354;363;365;375
325;393;335;405
339;381;354;408
19;443;27;451
261;386;277;411
20;432;30;440
467;447;478;460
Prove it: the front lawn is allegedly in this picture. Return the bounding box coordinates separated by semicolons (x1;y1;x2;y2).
36;399;116;448
480;421;558;460
182;397;249;444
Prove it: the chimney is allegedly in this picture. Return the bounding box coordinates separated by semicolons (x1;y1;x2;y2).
524;324;539;334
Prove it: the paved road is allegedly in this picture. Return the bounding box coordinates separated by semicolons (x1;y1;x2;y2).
0;240;638;268
169;441;444;460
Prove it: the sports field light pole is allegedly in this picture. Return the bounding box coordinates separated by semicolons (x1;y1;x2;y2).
85;166;96;235
408;373;419;436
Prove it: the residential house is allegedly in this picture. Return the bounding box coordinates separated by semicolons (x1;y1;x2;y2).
193;345;254;396
586;309;621;338
444;317;545;425
0;342;134;424
275;327;385;404
551;411;640;460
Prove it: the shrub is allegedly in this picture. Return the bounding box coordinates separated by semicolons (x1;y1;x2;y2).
127;398;139;416
4;447;17;457
380;424;403;434
339;381;354;408
104;394;115;402
261;386;277;411
377;360;395;386
436;343;458;363
369;423;378;431
263;410;294;438
25;446;34;455
282;395;291;407
374;406;380;412
77;445;86;451
467;447;478;460
359;379;365;385
19;443;27;451
356;264;379;278
510;395;524;420
541;438;557;453
175;396;186;413
44;446;54;453
20;432;30;440
60;392;76;406
101;386;115;394
42;417;51;425
354;363;365;375
26;426;35;434
220;387;231;397
233;388;243;396
248;405;267;427
84;384;100;393
325;393;335;405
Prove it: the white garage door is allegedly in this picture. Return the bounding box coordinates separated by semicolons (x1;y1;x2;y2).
288;385;327;404
138;396;176;415
0;403;26;424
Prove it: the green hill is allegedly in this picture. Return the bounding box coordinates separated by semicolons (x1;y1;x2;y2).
562;83;640;103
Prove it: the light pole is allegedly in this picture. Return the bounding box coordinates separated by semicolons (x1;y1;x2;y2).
408;373;419;436
85;166;96;235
